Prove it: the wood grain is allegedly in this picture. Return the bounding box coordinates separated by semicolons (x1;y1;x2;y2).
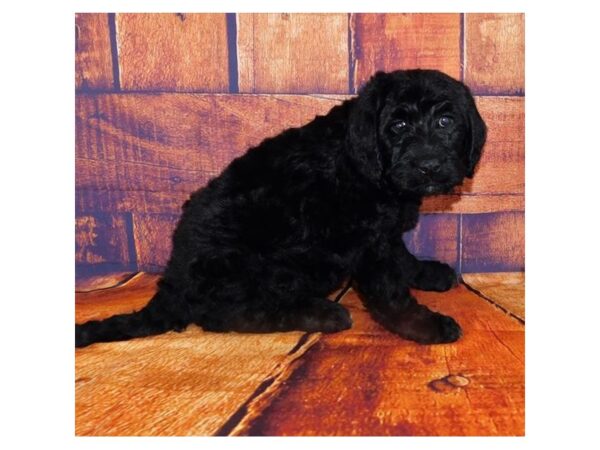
132;213;179;272
461;212;525;273
421;194;524;213
352;13;461;91
459;96;524;196
465;14;525;95
233;286;524;436
76;272;139;293
116;13;229;92
75;212;135;267
75;93;346;214
75;273;321;436
75;13;114;90
237;13;349;93
404;214;459;269
462;272;525;321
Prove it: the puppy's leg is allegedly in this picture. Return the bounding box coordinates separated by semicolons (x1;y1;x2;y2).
410;260;458;292
354;248;461;344
396;241;458;292
199;297;351;333
190;260;352;334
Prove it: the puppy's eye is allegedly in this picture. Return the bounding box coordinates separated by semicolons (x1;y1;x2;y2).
437;116;454;128
390;120;408;134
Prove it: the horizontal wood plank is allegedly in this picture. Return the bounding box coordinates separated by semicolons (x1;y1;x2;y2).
75;94;346;213
237;13;349;93
232;286;524;436
116;13;229;91
461;212;525;273
76;93;522;215
352;13;461;91
465;13;525;95
422;194;524;213
462;272;525;321
75;13;114;90
75;273;321;436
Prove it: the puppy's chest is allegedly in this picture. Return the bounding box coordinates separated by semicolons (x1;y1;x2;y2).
394;201;421;232
370;198;420;233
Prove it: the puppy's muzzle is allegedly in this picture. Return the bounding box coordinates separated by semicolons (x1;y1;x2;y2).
416;158;442;175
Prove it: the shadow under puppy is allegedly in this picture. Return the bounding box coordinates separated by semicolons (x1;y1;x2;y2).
76;69;486;348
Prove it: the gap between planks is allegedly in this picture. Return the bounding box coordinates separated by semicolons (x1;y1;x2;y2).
214;285;354;435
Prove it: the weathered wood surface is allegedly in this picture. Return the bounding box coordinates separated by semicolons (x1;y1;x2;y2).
75;272;524;436
76;94;522;214
421;193;523;214
115;13;230;92
232;285;524;436
75;273;321;436
462;96;524;195
76;271;138;293
237;13;349;93
75;212;135;267
351;13;461;90
461;211;525;273
75;13;114;90
462;272;525;321
131;213;179;272
75;94;347;214
465;14;525;95
403;214;459;269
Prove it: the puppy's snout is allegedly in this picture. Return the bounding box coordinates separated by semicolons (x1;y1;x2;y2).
416;159;442;175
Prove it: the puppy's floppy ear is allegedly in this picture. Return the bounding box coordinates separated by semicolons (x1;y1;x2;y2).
464;93;487;178
346;71;390;184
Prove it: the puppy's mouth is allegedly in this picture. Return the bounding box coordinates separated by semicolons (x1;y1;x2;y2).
399;174;461;196
418;182;454;195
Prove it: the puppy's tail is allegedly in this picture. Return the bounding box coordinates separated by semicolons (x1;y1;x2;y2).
75;291;184;348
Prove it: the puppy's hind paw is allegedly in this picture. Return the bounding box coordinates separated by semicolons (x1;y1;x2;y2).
294;298;352;333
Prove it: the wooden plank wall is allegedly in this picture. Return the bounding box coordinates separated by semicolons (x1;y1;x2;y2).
75;13;525;279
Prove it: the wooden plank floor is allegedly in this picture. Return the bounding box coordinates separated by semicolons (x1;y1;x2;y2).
75;272;524;436
462;272;525;321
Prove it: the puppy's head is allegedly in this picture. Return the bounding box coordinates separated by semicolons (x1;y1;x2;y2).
347;69;486;196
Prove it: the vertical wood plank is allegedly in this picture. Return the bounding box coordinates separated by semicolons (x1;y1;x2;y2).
75;13;114;90
352;13;461;91
464;14;525;95
132;213;179;272
237;13;349;93
116;13;229;91
461;212;525;273
75;212;136;276
404;214;459;269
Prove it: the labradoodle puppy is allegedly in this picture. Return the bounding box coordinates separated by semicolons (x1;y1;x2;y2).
76;69;486;347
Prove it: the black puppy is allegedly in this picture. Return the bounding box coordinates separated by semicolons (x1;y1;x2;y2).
76;69;486;347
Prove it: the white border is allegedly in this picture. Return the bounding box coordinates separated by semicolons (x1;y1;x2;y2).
4;1;600;449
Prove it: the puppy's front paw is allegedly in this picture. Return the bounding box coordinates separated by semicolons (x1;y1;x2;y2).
400;311;462;344
411;261;458;292
436;314;462;343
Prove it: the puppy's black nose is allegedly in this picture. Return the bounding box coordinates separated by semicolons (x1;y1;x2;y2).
416;159;442;175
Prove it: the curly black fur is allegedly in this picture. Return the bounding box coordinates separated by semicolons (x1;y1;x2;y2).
76;69;486;347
